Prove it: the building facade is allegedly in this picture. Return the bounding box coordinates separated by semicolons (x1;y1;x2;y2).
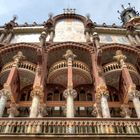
0;4;140;140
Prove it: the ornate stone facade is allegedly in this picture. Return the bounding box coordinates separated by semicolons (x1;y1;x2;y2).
0;4;140;140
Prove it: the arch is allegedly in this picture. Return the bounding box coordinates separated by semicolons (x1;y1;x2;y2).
46;42;94;54
0;43;39;66
101;43;140;58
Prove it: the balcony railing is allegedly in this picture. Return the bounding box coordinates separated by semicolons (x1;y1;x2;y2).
49;60;90;74
1;61;36;73
0;118;140;135
103;62;138;74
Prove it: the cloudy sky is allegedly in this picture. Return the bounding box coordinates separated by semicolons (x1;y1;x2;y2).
0;0;140;26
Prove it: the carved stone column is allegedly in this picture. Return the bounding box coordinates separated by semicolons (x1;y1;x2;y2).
29;88;43;118
0;89;11;117
120;104;131;118
91;52;110;118
63;50;77;118
63;89;77;118
29;31;47;118
129;90;140;118
96;84;110;118
7;103;19;118
114;50;140;118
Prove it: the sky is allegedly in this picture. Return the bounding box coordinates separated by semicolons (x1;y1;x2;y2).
0;0;140;26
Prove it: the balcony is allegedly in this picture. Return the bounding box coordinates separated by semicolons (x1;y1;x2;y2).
0;118;140;139
1;61;36;73
48;60;92;87
0;61;36;89
103;62;138;74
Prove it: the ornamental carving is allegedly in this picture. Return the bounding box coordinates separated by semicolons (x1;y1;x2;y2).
95;83;109;100
63;88;77;99
31;86;44;98
0;88;11;99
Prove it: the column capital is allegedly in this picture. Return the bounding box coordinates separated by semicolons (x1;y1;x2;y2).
31;86;43;98
13;51;26;66
0;88;11;99
7;103;19;117
120;104;131;118
63;49;76;61
63;88;77;99
129;89;140;100
95;83;109;100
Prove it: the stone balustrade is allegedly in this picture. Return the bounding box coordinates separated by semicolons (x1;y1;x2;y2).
0;118;140;135
1;61;36;73
103;62;137;73
49;60;90;73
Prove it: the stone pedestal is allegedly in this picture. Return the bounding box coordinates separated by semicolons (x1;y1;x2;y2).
63;89;77;118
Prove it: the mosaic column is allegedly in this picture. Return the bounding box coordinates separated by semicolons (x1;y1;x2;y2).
0;89;10;117
129;90;140;118
63;50;77;118
114;50;140;118
91;51;110;118
96;84;110;118
29;88;43;118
